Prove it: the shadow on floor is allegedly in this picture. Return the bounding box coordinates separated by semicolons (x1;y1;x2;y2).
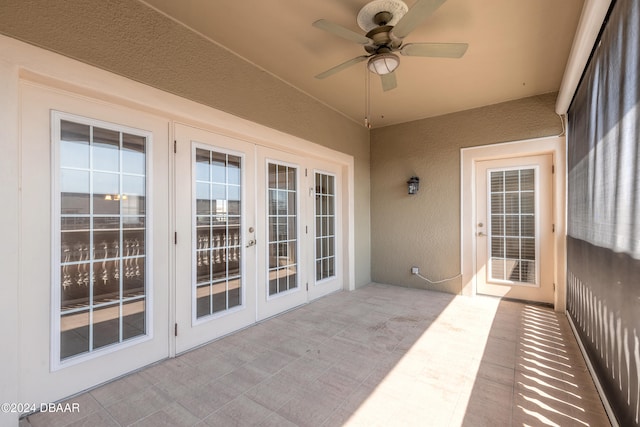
20;285;612;426
461;300;612;427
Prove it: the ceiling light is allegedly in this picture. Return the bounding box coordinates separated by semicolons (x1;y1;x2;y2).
367;52;400;75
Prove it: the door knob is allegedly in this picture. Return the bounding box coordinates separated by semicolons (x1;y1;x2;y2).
246;239;256;247
477;232;487;237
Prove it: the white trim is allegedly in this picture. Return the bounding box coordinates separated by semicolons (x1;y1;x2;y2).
566;313;619;427
556;0;612;114
168;119;177;359
50;111;154;371
460;136;566;311
346;165;356;292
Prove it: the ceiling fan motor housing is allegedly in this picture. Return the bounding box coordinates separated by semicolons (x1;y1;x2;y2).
365;25;402;52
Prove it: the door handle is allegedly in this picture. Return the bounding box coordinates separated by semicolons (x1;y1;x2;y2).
246;239;256;247
477;232;487;237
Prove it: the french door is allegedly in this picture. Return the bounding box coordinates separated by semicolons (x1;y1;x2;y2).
307;159;343;301
17;83;347;408
175;129;344;346
255;148;344;320
174;124;257;353
255;147;307;320
475;154;554;304
20;83;171;405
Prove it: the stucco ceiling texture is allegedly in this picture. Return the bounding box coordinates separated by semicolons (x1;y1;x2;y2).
141;0;584;127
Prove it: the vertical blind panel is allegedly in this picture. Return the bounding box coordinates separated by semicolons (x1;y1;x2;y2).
568;0;640;261
489;169;537;284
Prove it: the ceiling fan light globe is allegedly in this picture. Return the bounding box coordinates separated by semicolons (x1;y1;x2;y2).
368;53;400;75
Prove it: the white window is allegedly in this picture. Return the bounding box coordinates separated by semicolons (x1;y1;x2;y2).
267;162;298;296
53;113;151;363
315;172;336;282
194;147;243;318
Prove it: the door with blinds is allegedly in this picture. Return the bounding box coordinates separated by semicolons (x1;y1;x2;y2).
475;154;554;304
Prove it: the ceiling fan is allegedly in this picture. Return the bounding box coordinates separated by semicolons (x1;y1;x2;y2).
313;0;468;91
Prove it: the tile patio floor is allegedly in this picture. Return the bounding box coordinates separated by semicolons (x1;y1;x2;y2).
21;284;611;426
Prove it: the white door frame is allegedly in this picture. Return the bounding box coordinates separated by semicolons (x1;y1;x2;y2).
19;81;172;406
255;148;308;321
460;136;567;311
475;155;554;304
308;163;344;301
174;124;258;354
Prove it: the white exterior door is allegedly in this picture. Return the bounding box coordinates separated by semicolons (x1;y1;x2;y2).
174;124;257;353
175;129;346;348
475;154;554;304
19;83;171;405
8;45;354;416
16;83;349;408
256;147;308;320
307;160;343;301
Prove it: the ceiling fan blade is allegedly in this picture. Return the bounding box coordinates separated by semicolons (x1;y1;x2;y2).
381;72;397;92
315;55;370;79
391;0;447;39
312;19;372;45
401;42;468;58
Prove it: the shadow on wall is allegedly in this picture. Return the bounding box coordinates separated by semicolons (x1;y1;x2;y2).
462;300;611;426
567;237;640;427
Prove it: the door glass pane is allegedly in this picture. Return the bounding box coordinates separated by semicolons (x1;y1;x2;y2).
488;168;537;284
60;121;90;169
93;304;120;350
268;163;298;295
122;133;146;175
57;117;148;361
315;173;336;282
194;148;243;318
61;169;90;214
92;127;120;172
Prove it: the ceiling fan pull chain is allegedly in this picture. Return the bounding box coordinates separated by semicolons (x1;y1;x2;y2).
364;66;372;129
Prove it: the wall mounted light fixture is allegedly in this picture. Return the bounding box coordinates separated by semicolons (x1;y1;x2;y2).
407;176;420;195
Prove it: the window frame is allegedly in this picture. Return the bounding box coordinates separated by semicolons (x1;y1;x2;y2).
265;158;301;300
50;110;154;371
486;164;541;288
191;142;247;325
314;170;337;284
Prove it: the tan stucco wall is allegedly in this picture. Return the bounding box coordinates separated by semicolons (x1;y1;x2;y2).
370;93;562;293
0;0;372;287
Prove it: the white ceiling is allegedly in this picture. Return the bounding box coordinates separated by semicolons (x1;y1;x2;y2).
141;0;584;128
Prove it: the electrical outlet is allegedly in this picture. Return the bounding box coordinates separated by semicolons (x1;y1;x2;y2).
411;266;419;275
